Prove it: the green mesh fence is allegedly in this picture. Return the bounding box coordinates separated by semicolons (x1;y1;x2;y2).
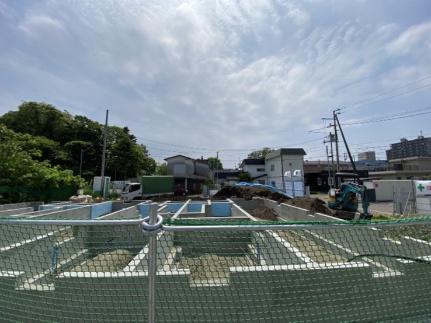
0;219;431;322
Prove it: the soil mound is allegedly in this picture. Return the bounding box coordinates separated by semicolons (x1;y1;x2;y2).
213;186;290;203
285;197;333;215
250;206;278;221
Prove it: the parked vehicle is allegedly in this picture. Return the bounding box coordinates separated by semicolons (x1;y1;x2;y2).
121;176;175;202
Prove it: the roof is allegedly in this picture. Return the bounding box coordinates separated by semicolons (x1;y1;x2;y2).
240;158;265;167
216;169;241;179
164;154;194;161
266;148;306;160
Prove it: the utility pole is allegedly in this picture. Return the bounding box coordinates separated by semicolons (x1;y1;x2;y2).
324;133;336;188
335;113;357;175
333;109;340;173
100;109;109;198
325;145;332;189
79;149;84;177
215;151;219;186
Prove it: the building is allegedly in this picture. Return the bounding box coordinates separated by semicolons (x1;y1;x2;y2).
370;156;431;180
358;151;376;161
164;155;212;193
239;159;266;183
265;148;306;194
386;136;431;160
304;160;370;192
216;169;241;186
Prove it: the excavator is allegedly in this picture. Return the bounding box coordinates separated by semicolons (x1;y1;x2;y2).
328;173;372;220
326;113;373;220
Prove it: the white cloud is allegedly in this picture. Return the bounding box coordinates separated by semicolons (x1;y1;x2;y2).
387;21;431;55
1;0;431;165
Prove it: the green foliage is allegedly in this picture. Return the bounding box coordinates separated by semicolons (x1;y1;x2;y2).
247;147;273;159
155;163;168;175
239;171;252;182
208;157;223;170
0;125;84;202
0;101;156;180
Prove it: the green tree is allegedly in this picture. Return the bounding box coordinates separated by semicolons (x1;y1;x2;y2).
208;157;223;171
239;172;252;182
0;125;83;202
247;147;272;159
155;163;168;175
0;102;157;180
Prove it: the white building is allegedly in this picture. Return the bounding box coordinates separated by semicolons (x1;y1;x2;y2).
239;159;266;183
265;148;306;195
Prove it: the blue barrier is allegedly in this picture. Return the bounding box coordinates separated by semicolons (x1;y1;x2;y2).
90;202;113;219
210;202;231;217
138;203;151;218
167;203;182;213
187;203;203;213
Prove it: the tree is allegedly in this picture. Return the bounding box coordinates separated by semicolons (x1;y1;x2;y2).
247;147;273;159
0;101;157;180
155;163;168;175
0;125;83;202
239;172;252;182
208;157;223;171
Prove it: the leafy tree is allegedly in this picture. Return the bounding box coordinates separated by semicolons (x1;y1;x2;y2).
239;172;252;182
247;147;273;159
0;125;83;202
208;157;223;171
0;101;157;180
155;163;168;175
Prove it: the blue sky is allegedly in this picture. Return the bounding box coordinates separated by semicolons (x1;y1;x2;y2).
1;0;431;167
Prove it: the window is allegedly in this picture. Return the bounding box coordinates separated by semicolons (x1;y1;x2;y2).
173;163;186;174
271;181;276;187
130;184;141;192
257;168;265;172
270;165;275;171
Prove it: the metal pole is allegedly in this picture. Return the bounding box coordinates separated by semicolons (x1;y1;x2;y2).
335;114;357;174
79;149;83;177
329;134;335;187
147;205;158;323
326;145;332;189
100;109;109;198
333;110;340;174
280;151;286;193
215;151;219;185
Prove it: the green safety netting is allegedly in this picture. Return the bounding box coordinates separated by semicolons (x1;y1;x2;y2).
0;218;431;322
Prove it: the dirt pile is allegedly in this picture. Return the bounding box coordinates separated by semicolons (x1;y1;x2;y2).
250;206;278;221
285;198;333;215
213;186;290;203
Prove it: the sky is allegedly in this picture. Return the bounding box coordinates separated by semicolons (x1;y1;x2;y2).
1;0;431;168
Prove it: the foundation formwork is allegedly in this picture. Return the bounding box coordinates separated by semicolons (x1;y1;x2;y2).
0;198;431;321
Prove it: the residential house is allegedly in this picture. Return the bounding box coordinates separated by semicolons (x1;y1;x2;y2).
265;149;306;194
239;159;266;184
164;155;212;194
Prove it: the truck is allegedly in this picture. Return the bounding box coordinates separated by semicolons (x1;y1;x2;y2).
121;176;175;202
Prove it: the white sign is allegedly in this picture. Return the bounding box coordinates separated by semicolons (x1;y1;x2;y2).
415;181;431;196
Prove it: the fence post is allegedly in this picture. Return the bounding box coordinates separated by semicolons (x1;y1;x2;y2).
147;204;158;323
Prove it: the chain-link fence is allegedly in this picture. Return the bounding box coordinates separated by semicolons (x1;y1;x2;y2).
1;216;431;322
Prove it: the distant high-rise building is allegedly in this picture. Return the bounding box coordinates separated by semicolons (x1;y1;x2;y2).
386;136;431;160
358;151;376;161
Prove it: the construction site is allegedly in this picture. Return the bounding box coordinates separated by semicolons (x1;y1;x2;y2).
1;190;431;322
